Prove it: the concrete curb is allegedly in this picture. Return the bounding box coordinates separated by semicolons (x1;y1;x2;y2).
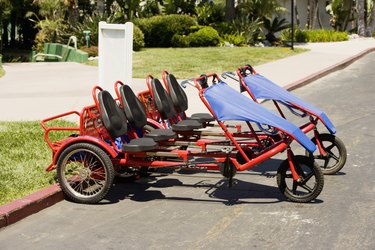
1;46;374;230
284;47;375;91
0;184;63;229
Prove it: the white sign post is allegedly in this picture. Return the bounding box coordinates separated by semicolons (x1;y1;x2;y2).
98;21;133;95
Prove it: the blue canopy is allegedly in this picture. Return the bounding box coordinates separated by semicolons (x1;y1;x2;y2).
243;74;336;134
203;81;316;153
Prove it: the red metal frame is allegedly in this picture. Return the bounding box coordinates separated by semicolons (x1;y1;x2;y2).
42;82;304;182
235;65;328;156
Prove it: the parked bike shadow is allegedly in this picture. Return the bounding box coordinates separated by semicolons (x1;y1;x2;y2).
101;164;323;206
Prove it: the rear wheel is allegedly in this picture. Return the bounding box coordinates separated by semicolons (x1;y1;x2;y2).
305;133;347;175
57;143;115;204
277;155;324;203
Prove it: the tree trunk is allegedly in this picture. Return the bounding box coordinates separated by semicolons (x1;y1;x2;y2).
295;3;300;28
306;0;311;29
10;10;16;48
2;20;8;49
67;0;79;25
225;0;235;21
370;1;375;35
317;6;323;29
357;0;366;36
97;0;105;14
341;0;354;31
0;22;2;54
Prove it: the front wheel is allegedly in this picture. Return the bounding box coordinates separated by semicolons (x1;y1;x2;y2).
277;155;324;203
305;133;347;175
57;143;115;204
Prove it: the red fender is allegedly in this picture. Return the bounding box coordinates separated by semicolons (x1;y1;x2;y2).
46;135;118;171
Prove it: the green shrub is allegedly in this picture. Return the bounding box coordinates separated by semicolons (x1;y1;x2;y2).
281;28;348;43
133;25;145;51
195;2;225;25
135;14;197;47
222;33;246;46
171;34;190;47
307;29;348;42
189;26;220;47
171;26;220;47
295;29;309;43
212;22;235;36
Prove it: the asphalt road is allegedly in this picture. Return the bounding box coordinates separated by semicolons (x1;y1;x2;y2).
1;52;375;249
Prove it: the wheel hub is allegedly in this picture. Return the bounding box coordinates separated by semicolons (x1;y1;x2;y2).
79;168;91;179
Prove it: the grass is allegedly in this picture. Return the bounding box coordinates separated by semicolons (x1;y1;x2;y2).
0;66;5;77
0;120;77;205
87;47;306;79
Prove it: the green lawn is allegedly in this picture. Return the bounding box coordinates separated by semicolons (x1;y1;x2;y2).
0;121;76;205
132;47;305;79
87;47;306;79
0;67;5;77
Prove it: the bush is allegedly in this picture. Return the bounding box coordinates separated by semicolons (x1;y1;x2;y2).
281;28;348;43
212;22;235;36
135;14;197;47
195;3;225;25
133;25;145;51
222;33;246;46
171;34;190;47
172;26;220;47
189;26;220;47
295;29;309;43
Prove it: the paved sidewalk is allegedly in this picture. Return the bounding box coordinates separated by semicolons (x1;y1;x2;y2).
0;37;375;229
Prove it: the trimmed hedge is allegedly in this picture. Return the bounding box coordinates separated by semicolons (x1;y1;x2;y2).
133;25;145;51
135;14;197;47
189;26;220;47
282;29;349;43
172;26;220;47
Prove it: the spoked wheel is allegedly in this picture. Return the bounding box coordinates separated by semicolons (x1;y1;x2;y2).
57;143;115;204
305;133;347;175
277;155;324;203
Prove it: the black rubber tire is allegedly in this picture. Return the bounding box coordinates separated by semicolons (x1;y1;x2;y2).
277;155;324;203
305;133;347;175
56;143;115;204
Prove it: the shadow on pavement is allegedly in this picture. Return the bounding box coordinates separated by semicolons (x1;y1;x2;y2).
98;165;324;206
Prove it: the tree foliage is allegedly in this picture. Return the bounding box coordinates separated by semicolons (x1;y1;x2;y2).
1;0;375;54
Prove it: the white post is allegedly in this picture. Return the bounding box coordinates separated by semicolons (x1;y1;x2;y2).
98;21;133;95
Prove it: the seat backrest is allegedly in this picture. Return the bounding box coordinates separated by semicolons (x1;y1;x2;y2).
98;90;128;139
151;78;176;120
166;73;188;113
119;84;147;130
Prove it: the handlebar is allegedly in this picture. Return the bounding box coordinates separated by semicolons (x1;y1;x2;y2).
180;73;221;90
180;78;196;89
221;71;238;82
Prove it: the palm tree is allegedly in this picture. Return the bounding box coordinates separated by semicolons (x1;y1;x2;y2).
370;1;375;35
357;0;366;36
225;0;235;21
0;0;11;52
